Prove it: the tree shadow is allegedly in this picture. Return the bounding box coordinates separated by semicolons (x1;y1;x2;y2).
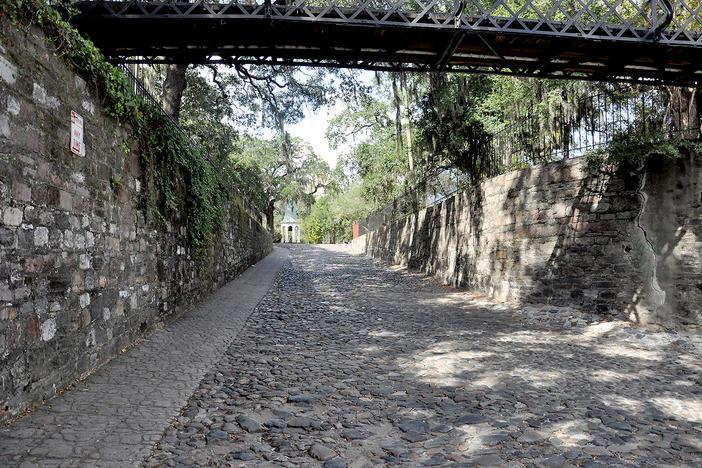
322;245;702;465
363;185;487;297
146;245;702;467
366;151;701;328
495;152;700;327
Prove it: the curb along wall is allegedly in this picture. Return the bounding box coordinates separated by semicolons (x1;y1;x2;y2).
353;156;702;328
0;21;272;422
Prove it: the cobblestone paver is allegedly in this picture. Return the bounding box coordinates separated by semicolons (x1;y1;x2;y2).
145;245;702;468
0;248;288;467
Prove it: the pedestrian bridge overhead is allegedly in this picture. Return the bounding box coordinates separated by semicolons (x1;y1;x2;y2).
72;0;702;85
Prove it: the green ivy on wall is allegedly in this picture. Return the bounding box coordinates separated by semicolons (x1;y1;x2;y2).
0;0;236;256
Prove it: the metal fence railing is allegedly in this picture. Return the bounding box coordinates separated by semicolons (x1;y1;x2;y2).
359;87;701;235
358;168;471;236
493;87;700;169
117;64;265;226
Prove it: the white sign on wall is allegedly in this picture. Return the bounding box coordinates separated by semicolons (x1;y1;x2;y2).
70;110;85;157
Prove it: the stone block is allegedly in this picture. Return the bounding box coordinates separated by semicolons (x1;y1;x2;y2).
37;162;50;181
26;315;40;344
34;227;49;247
41;317;56;342
78;254;90;270
0;307;17;320
20;99;35;122
71;271;84;292
79;293;90;309
47;186;73;211
3;207;22;227
114;299;125;317
46;185;60;207
6;95;20;116
81;309;91;327
13;287;30;302
12;183;31;202
59;191;73;211
0;113;9;137
77;196;91;213
32;83;60;109
0;55;17;84
23;126;45;153
86;231;95;248
81;100;95;115
23;205;37;224
25;256;44;273
8;322;24;350
0;228;15;246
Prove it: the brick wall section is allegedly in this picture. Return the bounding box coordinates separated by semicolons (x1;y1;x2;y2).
353;156;701;328
0;22;272;421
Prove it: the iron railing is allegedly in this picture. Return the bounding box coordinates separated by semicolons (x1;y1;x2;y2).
493;87;700;168
359;87;701;234
118;64;265;226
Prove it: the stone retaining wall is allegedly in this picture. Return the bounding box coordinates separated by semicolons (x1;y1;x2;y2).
0;21;272;421
353;156;702;328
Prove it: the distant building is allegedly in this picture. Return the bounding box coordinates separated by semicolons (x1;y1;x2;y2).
280;201;300;243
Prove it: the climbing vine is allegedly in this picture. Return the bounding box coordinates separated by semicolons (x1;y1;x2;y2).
0;0;238;255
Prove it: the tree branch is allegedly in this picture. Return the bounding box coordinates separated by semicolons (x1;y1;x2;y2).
234;64;287;89
205;65;229;102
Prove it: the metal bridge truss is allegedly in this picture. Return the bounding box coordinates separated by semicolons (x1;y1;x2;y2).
71;0;702;85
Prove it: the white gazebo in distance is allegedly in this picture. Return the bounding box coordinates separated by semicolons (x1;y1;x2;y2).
280;201;300;243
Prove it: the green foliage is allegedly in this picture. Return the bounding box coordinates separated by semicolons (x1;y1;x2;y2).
110;176;124;195
2;0;241;255
140;112;233;253
180;67;238;158
585;128;702;169
301;183;372;244
417;74;494;185
231;134;331;228
302;197;333;243
327;79;410;207
190;63;343;230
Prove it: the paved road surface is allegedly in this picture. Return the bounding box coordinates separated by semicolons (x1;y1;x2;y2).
0;248;289;467
3;245;702;467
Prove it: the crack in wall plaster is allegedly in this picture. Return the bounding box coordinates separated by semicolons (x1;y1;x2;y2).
634;169;666;317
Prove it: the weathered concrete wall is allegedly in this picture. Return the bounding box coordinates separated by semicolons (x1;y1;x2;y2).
0;22;272;421
353;156;702;328
637;154;702;327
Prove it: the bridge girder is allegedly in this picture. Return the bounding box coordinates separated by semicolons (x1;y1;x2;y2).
71;1;702;86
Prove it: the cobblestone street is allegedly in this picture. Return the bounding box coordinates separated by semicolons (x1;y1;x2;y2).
146;245;701;468
2;245;702;467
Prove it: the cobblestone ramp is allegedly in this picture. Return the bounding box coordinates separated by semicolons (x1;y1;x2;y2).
0;248;288;467
145;245;701;468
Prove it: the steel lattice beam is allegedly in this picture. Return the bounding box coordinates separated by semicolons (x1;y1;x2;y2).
70;0;702;85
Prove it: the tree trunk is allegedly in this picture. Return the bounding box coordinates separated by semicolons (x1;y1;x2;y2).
401;74;414;175
265;199;276;234
162;64;188;122
561;90;570;159
392;73;403;153
669;86;701;139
